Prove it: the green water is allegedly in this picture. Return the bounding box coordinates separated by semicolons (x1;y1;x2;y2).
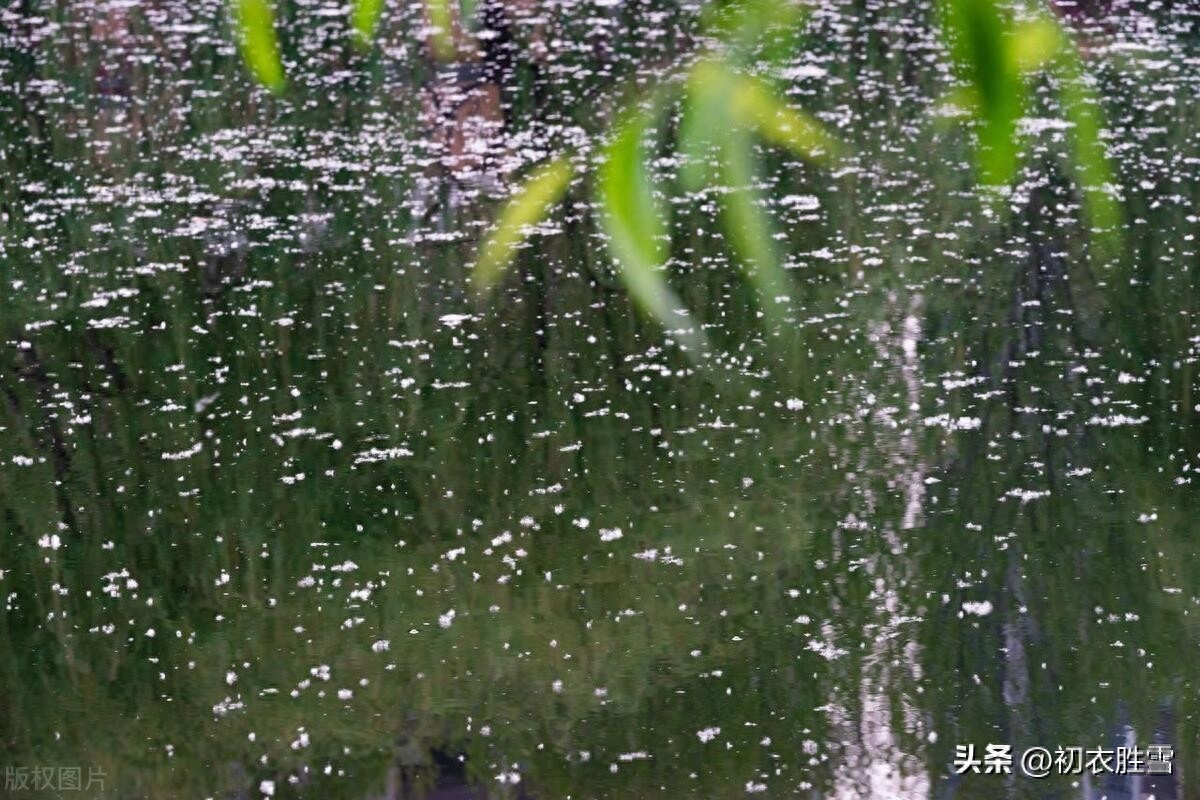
1;1;1198;798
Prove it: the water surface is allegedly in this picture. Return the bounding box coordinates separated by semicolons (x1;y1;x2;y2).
1;1;1198;797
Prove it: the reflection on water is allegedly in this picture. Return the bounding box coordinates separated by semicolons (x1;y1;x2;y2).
1;1;1198;798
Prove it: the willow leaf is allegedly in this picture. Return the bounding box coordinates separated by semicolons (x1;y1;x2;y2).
717;126;792;328
940;0;1023;186
425;0;456;61
679;61;733;192
704;0;805;62
725;67;841;163
1056;43;1121;247
1011;16;1062;72
599;111;708;358
472;157;574;296
234;0;286;93
351;0;385;47
460;0;479;31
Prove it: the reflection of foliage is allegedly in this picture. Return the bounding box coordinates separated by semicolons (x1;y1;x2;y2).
0;257;845;796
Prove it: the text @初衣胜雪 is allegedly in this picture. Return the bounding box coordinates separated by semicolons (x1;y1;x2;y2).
953;743;1173;777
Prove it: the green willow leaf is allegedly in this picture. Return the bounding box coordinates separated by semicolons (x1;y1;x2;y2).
939;1;1119;246
599;111;708;358
939;0;1022;186
459;0;479;31
233;0;286;93
472;157;575;296
1011;17;1062;72
351;0;385;48
724;68;841;163
716;126;793;327
425;0;456;61
704;0;805;62
679;63;733;192
680;60;818;337
682;60;839;192
1056;42;1121;247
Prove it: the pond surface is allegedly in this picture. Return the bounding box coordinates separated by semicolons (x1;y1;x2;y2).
1;1;1198;798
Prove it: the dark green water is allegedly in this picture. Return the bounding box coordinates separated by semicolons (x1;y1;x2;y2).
1;1;1198;798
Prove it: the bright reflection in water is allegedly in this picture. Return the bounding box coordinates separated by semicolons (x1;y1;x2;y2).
0;1;1197;798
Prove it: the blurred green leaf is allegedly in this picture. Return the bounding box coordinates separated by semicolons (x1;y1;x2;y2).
724;67;841;163
599;110;709;357
716;126;793;327
939;0;1022;186
704;0;806;63
679;62;733;192
682;60;838;192
425;0;456;61
351;0;385;48
680;60;819;335
1056;41;1121;247
1011;17;1062;72
471;157;575;296
459;0;479;31
939;0;1120;247
233;0;286;93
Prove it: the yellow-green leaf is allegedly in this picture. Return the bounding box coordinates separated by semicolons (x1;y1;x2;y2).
725;68;841;163
1011;17;1062;72
683;59;839;191
351;0;385;48
425;0;456;61
679;63;731;192
599;111;708;358
1056;41;1122;249
472;157;574;295
716;126;793;328
939;0;1023;186
234;0;286;93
